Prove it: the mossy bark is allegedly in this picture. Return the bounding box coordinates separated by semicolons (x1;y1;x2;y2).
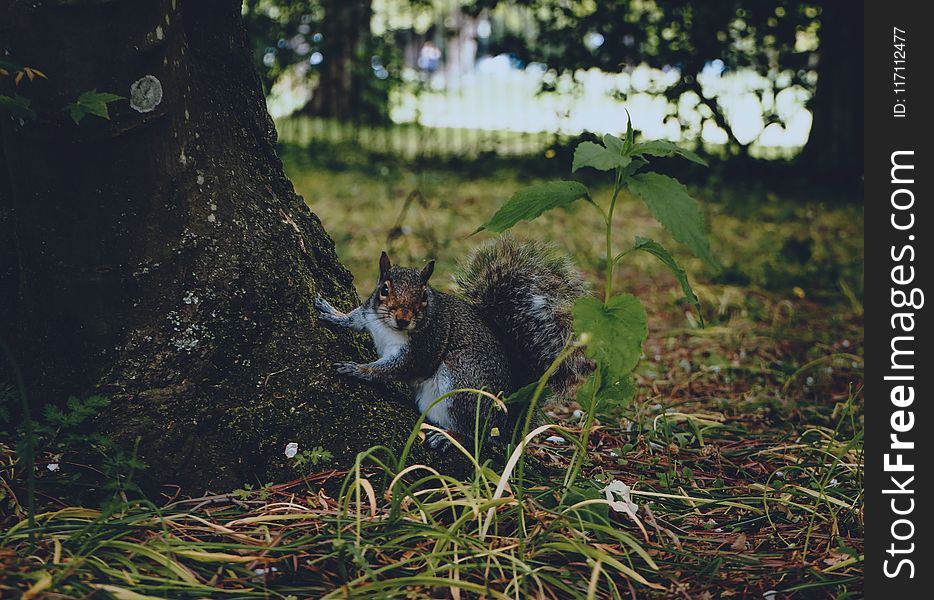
0;0;452;492
0;141;16;352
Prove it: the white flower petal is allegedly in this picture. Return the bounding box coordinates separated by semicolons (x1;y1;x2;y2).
602;479;639;516
284;442;299;459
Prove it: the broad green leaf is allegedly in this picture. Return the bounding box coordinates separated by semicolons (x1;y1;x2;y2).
66;105;83;124
0;94;36;120
603;132;625;154
573;294;647;381
627;173;720;269
578;366;636;411
621;156;647;181
572;141;629;172
631;140;708;166
65;90;124;124
633;236;704;327
475;180;590;233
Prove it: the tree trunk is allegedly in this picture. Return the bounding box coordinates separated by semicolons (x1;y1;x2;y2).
305;0;373;122
0;0;434;493
0;140;17;355
799;0;863;190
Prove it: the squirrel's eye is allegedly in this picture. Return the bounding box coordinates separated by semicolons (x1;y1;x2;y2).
380;284;389;297
421;290;429;303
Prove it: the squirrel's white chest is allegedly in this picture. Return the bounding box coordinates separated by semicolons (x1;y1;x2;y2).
364;312;454;430
365;316;408;359
413;364;455;430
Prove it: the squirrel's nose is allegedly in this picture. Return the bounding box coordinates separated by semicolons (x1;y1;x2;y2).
396;318;410;329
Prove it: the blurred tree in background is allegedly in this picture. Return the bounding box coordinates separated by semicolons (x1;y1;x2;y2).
245;0;861;186
243;0;403;123
483;0;860;182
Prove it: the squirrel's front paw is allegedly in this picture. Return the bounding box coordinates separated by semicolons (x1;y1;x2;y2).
333;361;367;379
424;430;453;452
315;295;339;321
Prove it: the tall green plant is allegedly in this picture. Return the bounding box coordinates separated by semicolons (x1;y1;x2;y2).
475;115;716;493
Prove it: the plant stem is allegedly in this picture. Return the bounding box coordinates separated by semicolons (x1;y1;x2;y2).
561;367;601;500
515;343;580;499
604;167;624;305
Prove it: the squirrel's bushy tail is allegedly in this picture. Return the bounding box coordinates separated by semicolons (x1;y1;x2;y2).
454;235;594;398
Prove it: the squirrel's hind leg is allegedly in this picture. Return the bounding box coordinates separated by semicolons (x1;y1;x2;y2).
443;350;510;447
414;365;461;452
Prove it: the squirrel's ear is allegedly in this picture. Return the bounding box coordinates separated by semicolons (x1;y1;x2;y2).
420;260;435;284
379;251;391;278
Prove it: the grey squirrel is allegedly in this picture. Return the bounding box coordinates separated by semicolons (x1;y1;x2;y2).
315;236;593;449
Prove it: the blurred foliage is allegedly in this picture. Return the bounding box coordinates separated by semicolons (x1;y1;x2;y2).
477;0;823;155
485;1;817;80
245;1;827;148
243;0;405;123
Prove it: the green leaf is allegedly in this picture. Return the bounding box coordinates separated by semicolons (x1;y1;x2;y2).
0;94;36;120
563;483;609;522
505;381;540;407
64;90;124;124
632;236;704;327
504;381;545;443
578;366;636;411
603;133;625;155
631;140;708;166
627;173;719;269
621;156;647;181
573;294;647;381
572;141;630;172
474;180;590;234
625;111;634;150
0;58;24;71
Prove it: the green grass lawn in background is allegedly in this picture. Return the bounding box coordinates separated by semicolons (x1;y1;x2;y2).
284;148;863;308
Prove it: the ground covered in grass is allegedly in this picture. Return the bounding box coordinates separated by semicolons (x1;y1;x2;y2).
1;154;863;598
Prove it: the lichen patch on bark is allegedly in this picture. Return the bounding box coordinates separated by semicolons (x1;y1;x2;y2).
130;74;164;113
